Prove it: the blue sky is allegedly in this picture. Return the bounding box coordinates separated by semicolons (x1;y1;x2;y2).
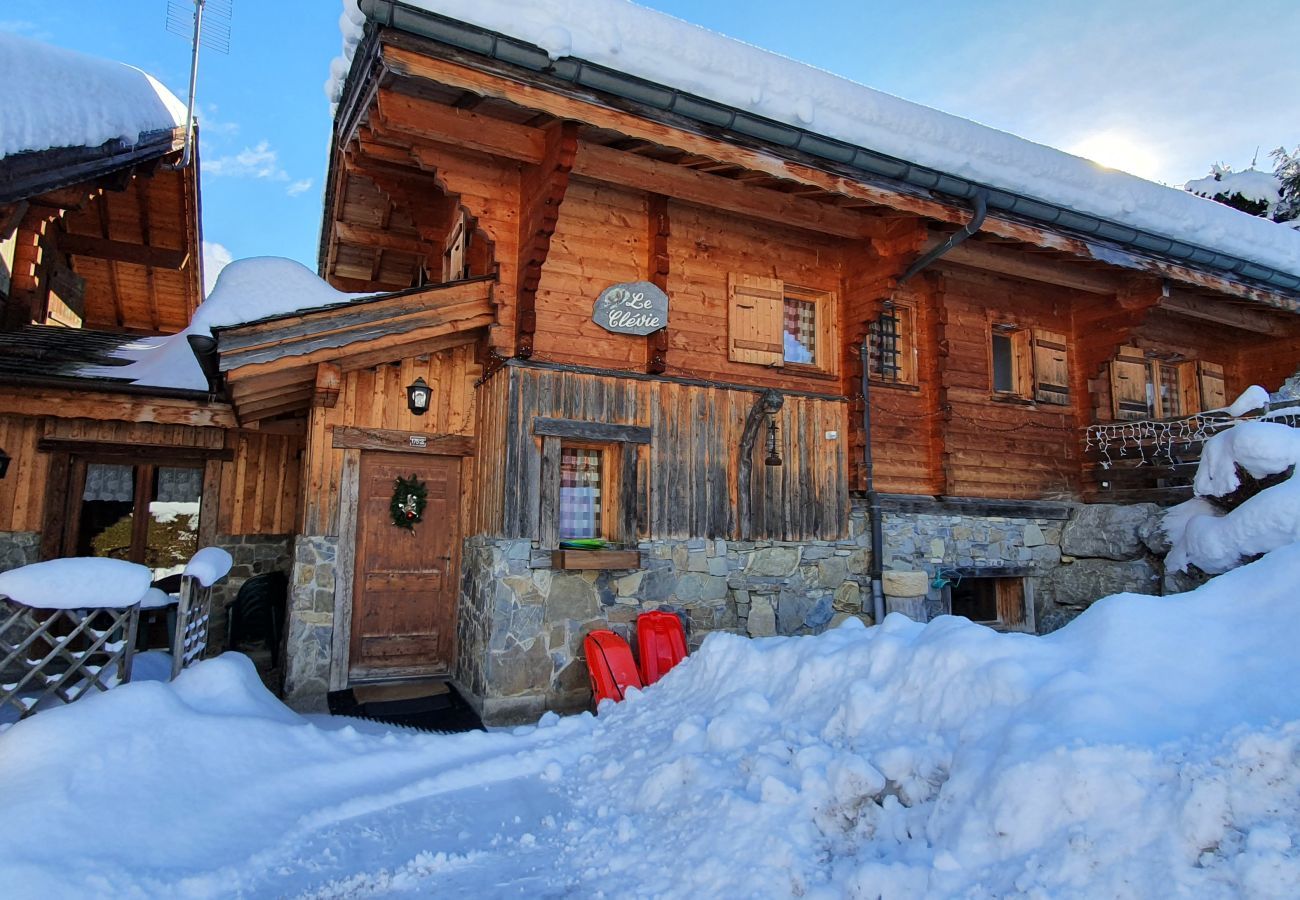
5;1;1298;291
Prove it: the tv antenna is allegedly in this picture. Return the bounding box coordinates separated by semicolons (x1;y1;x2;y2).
164;0;233;170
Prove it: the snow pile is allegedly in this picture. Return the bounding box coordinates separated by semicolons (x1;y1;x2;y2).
1165;419;1300;573
0;558;152;609
84;257;374;390
4;549;1300;896
184;547;233;588
329;0;1300;281
0;31;186;159
1186;165;1283;215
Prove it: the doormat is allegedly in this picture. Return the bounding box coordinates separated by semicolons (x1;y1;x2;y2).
327;679;484;734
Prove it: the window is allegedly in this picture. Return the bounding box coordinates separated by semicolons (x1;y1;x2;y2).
728;274;836;374
868;302;917;384
535;418;649;551
1109;347;1224;420
74;462;204;579
947;575;1031;631
989;324;1070;404
990;324;1032;397
559;446;604;540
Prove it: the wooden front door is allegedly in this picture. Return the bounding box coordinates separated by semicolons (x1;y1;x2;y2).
349;451;461;678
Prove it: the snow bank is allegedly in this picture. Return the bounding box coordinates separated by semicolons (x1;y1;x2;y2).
329;0;1300;281
183;547;233;588
0;558;152;609
0;31;185;159
83;257;374;390
4;549;1300;896
1166;420;1300;573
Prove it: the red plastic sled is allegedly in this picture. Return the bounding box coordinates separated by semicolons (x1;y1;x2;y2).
636;610;688;686
583;629;643;706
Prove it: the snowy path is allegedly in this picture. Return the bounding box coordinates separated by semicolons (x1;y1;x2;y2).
4;544;1300;897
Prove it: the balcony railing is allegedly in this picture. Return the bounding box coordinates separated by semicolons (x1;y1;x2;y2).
1083;401;1300;504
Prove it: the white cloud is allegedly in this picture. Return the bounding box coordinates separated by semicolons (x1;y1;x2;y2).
205;140;288;180
286;178;314;197
202;241;233;297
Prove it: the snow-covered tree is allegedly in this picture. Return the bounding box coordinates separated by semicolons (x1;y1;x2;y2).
1183;146;1300;229
1270;144;1300;224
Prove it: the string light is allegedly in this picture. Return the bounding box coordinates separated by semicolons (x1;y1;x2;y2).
1084;410;1300;468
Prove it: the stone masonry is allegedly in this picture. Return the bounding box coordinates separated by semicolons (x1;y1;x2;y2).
282;534;338;711
0;532;40;574
455;498;1172;724
203;534;293;658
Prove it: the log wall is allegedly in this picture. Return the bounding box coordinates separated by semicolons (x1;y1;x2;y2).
0;415;47;532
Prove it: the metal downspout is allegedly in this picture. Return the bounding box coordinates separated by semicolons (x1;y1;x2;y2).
859;191;986;624
897;190;989;285
859;343;886;626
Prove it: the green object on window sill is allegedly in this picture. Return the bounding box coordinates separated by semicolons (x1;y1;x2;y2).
559;538;607;550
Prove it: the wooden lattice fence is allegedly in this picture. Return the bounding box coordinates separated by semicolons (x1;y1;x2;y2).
0;600;140;724
170;575;213;680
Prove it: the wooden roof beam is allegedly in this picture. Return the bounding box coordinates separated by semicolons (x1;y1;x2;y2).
61;233;189;270
517;122;579;358
1159;289;1282;334
935;240;1119;295
573;141;884;240
374;88;546;164
335;221;433;256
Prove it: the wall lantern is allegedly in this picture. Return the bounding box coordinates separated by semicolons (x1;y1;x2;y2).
0;448;9;479
406;377;432;416
764;417;782;467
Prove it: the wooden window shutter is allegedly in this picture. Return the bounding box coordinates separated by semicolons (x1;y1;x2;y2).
1198;361;1227;411
1109;345;1150;421
1177;361;1200;418
728;273;785;366
1031;328;1070;405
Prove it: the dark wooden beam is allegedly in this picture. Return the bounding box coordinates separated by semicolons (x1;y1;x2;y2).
61;232;189;270
332;425;476;456
646;193;670;374
533;417;651;444
1159;289;1281;335
335;221;432;256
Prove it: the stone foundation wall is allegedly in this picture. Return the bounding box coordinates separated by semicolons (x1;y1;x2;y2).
0;532;39;574
454;499;1174;724
204;534;293;655
282;535;338;712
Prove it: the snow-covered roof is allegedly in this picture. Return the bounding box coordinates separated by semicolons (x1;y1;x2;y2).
331;0;1300;288
0;31;187;160
81;257;375;391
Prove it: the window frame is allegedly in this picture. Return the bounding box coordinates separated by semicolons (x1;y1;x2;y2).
867;300;918;386
727;273;838;377
989;323;1033;400
944;573;1034;633
1108;347;1215;421
534;418;649;552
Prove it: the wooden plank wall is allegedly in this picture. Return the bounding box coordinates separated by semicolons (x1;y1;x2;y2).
0;415;48;532
467;367;511;537
302;343;482;535
935;270;1079;499
44;417;226;450
492;365;848;541
215;431;303;535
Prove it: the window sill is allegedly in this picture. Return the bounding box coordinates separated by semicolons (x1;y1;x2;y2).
781;362;838;380
868;379;920;393
550;549;641;570
990;393;1035;406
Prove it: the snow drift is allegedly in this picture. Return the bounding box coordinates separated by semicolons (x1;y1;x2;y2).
3;546;1300;897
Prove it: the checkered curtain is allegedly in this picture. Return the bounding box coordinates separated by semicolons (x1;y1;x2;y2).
783;298;816;364
559;448;602;539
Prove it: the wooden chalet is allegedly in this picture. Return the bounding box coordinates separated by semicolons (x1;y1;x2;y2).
5;11;1300;723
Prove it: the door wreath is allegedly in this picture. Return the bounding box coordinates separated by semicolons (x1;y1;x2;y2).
390;474;427;529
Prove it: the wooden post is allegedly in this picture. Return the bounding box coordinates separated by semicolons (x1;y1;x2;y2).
646;193;670;373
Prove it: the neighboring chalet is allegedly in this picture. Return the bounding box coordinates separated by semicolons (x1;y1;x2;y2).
4;9;1300;724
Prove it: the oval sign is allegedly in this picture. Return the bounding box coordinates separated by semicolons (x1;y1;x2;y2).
592;281;669;335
